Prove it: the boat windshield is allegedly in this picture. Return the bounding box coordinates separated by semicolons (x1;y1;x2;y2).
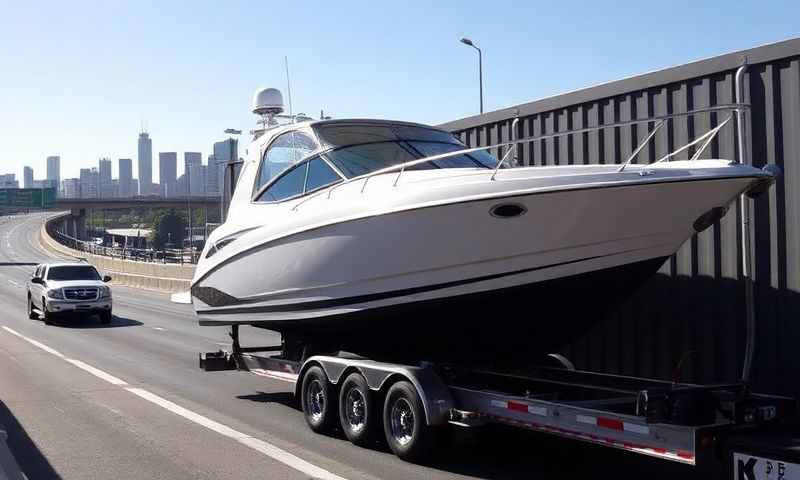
314;123;498;178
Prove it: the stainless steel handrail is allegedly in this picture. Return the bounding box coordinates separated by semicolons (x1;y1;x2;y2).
653;114;733;164
292;102;749;212
617;121;664;173
489;117;520;181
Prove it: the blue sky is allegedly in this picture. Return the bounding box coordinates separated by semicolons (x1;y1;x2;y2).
2;0;799;181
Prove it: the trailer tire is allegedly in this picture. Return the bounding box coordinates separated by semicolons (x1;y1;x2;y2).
339;373;377;447
300;365;336;434
383;380;435;463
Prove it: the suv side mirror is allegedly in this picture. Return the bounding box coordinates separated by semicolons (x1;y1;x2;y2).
103;275;112;283
31;277;44;285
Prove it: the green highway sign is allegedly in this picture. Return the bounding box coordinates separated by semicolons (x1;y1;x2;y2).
0;188;56;208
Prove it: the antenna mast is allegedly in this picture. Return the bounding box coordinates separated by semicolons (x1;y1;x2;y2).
285;56;293;118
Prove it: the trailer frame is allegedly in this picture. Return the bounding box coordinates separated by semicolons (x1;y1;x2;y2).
200;324;795;471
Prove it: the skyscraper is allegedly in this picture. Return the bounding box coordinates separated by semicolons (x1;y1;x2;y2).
184;152;203;196
138;132;153;195
213;138;238;197
158;152;177;197
118;158;133;197
206;154;219;195
0;174;19;188
23;166;34;188
62;178;80;198
98;158;113;198
79;168;98;199
46;156;60;195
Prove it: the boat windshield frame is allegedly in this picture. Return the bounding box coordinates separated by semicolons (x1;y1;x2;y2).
251;122;499;204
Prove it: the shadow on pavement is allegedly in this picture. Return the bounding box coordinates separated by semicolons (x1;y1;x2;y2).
0;399;61;479
50;314;143;329
236;391;297;409
422;425;698;480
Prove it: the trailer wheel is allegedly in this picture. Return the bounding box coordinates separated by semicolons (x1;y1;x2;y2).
338;373;377;447
300;365;336;433
383;380;435;463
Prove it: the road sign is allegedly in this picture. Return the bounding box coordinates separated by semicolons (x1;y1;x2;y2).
0;188;56;208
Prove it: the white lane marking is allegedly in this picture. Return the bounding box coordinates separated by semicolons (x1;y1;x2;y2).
7;280;20;288
1;326;64;358
152;327;165;331
126;387;347;480
0;326;349;480
65;358;128;385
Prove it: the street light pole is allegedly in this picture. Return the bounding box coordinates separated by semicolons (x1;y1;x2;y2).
460;37;483;114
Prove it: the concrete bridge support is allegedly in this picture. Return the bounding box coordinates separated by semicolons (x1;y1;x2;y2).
69;208;87;240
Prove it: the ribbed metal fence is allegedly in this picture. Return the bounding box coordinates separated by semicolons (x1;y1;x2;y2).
440;38;800;397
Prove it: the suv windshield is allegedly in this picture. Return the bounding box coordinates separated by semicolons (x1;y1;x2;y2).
47;266;101;281
314;123;498;178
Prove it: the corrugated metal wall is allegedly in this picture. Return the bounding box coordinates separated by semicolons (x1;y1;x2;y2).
440;38;800;397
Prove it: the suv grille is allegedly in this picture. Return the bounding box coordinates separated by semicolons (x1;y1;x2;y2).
63;288;99;301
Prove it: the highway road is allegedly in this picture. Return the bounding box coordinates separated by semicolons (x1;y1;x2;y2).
0;213;692;479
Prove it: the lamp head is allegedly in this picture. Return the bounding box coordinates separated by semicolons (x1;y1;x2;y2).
459;37;474;46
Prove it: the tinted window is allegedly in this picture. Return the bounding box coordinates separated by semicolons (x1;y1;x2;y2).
325;142;421;178
409;141;497;169
305;158;341;192
47;266;101;281
260;163;308;202
256;131;319;192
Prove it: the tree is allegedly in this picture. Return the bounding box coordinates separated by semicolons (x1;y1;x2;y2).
150;209;185;250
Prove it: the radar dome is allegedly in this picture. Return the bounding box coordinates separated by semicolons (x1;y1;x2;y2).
252;88;284;116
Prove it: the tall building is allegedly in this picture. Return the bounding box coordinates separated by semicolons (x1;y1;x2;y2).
213;138;238;197
62;178;80;198
23;166;34;188
184;152;203;196
0;174;18;188
98;158;113;198
118;158;133;197
46;156;60;195
206;154;219;195
138;132;153;195
158;152;177;197
79;168;98;198
188;164;206;196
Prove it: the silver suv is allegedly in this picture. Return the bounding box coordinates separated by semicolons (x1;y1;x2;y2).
27;262;113;325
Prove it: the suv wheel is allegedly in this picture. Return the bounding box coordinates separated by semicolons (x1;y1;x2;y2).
41;298;54;325
27;294;38;320
100;311;112;325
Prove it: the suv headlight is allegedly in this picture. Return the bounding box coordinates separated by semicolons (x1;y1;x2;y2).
99;286;112;298
46;289;64;300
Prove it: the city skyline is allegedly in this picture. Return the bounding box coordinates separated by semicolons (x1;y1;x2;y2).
11;128;233;199
3;2;799;183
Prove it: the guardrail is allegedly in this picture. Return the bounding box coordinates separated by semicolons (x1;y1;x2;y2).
50;230;198;265
41;214;194;292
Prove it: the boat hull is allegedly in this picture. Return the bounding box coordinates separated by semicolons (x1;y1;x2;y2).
255;255;668;364
193;174;756;362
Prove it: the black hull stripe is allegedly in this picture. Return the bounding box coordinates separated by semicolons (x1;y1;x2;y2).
197;249;645;316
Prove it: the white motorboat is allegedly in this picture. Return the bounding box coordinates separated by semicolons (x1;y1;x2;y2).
191;88;777;363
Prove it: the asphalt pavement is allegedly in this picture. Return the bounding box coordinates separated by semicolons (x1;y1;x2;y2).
0;213;696;479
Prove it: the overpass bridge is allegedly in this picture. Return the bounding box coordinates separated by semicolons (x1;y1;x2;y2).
50;196;221;241
55;196;220;210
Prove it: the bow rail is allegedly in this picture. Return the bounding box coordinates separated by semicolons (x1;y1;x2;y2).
292;102;748;212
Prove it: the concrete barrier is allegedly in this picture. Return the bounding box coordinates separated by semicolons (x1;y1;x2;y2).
39;215;194;294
